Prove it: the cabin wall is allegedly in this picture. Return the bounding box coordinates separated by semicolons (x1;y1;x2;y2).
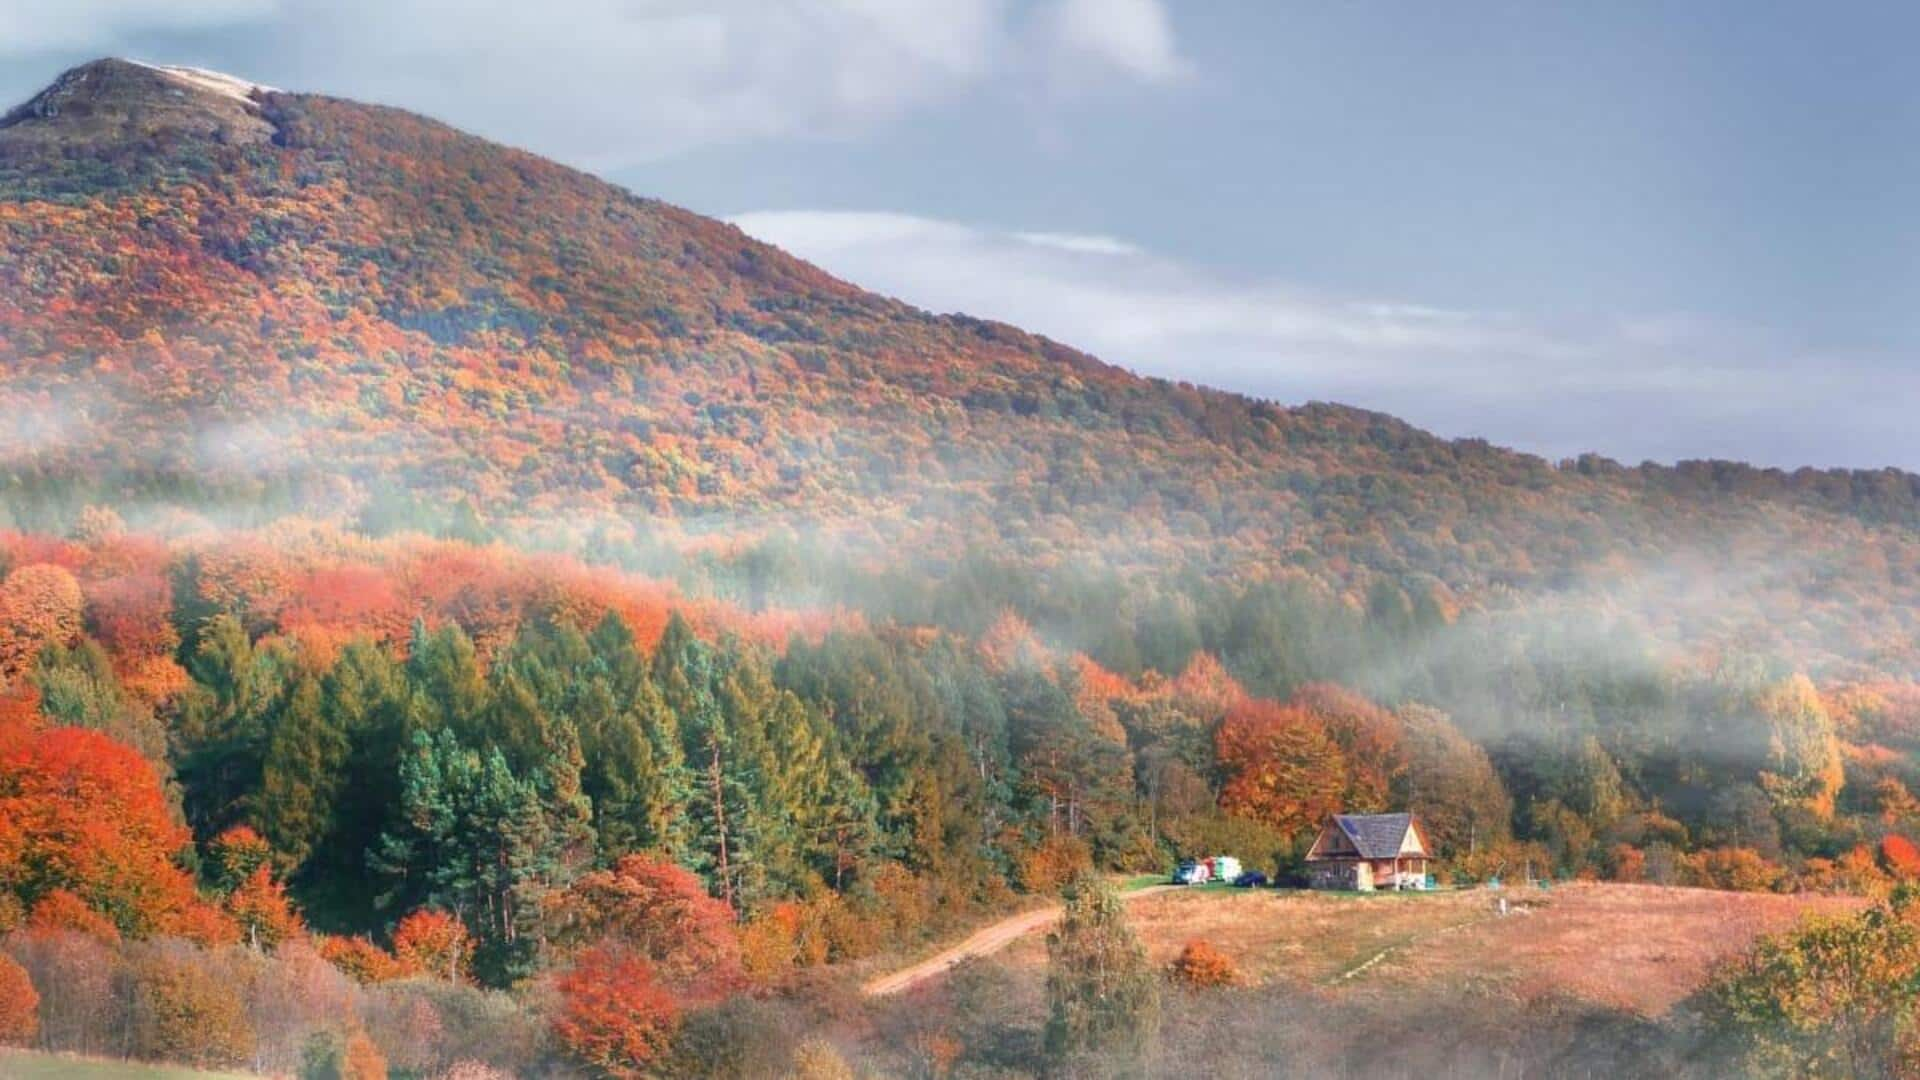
1309;860;1372;891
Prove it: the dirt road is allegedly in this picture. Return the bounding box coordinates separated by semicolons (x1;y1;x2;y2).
863;884;1180;997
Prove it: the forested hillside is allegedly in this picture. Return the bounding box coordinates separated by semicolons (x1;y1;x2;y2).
1;59;1920;1076
4;61;1920;677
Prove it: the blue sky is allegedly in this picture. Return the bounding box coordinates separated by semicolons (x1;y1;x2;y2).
5;2;1918;468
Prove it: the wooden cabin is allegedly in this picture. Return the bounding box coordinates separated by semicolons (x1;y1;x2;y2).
1304;813;1433;891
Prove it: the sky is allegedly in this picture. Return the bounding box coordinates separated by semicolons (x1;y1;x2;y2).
4;1;1919;469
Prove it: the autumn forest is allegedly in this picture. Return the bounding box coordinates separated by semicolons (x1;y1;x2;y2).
0;58;1918;1078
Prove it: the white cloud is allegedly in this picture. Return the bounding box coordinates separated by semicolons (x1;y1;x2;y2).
732;209;1920;468
0;0;1189;165
0;0;275;56
1041;0;1188;84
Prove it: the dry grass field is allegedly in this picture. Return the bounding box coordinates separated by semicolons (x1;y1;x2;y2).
0;1051;253;1080
999;882;1865;1016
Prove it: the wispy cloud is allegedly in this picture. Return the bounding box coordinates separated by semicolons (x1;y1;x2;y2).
0;0;274;56
1012;231;1143;256
732;209;1920;469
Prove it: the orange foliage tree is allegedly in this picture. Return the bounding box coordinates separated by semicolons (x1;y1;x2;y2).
0;563;82;680
391;908;473;982
543;855;741;1002
319;935;405;984
1215;699;1347;837
1289;683;1405;810
28;888;121;943
0;714;199;936
551;943;681;1080
227;864;304;950
209;826;303;949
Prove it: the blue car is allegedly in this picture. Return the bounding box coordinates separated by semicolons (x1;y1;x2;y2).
1232;871;1269;888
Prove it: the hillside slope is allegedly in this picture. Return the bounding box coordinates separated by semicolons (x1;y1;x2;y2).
3;60;1920;672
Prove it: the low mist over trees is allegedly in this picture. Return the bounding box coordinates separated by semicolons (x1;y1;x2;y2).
0;515;1903;1071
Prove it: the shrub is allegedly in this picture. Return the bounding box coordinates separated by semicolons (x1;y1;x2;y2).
0;952;38;1046
1606;843;1646;884
1881;834;1920;880
666;996;803;1079
814;894;883;964
433;1064;514;1080
737;903;800;984
1705;889;1920;1076
552;943;681;1079
1016;834;1092;893
1169;939;1238;988
242;939;360;1076
392;976;545;1076
788;1038;856;1080
359;985;445;1076
868;862;935;937
1799;844;1894;897
300;1028;389;1080
7;928;120;1055
127;942;254;1068
1686;847;1785;892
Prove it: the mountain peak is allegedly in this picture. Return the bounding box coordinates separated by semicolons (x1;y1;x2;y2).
0;57;277;151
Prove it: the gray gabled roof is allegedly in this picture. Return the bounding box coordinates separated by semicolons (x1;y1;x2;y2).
1332;813;1413;859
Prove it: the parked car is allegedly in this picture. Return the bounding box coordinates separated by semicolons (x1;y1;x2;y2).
1173;860;1210;885
1232;871;1269;888
1211;855;1243;882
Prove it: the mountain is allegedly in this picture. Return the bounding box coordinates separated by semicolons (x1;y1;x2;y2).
4;58;1920;676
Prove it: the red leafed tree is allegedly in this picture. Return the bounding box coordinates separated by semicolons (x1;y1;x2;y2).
280;564;412;652
551;943;681;1080
544;855;742;1002
391;908;474;982
227;864;304;950
164;900;243;947
0;721;199;936
1881;834;1920;880
207;825;273;890
84;571;179;664
0;952;37;1046
1215;699;1348;836
28;888;121;943
1290;682;1406;811
0;563;83;680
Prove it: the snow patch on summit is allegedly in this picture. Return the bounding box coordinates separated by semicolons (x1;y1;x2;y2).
124;60;277;106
